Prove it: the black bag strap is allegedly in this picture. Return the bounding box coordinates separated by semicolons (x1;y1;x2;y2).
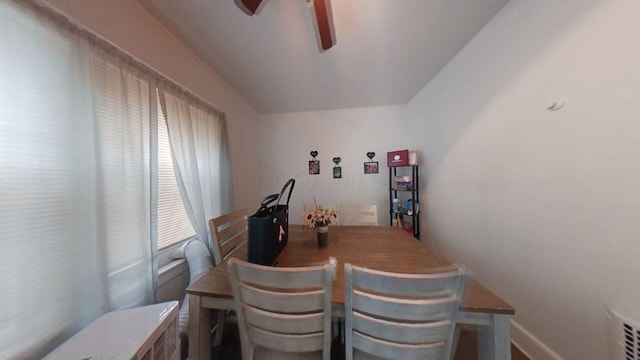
276;178;296;207
257;193;279;213
254;179;295;214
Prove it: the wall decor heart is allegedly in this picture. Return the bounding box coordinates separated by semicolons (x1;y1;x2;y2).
310;150;318;158
366;152;375;160
332;157;341;165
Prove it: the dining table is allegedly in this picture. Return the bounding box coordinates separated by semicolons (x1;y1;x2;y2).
187;225;515;360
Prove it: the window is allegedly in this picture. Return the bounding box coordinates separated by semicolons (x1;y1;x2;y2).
157;94;196;249
1;2;229;358
2;3;154;357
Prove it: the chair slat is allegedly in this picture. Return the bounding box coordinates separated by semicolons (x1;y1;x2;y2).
352;290;458;321
243;305;324;334
219;229;247;260
352;266;463;296
352;331;445;360
214;208;248;229
345;263;466;360
235;262;328;289
239;285;324;313
248;326;324;353
217;218;247;243
352;312;451;344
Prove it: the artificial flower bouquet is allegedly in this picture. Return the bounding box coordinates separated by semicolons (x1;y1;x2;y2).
304;203;338;228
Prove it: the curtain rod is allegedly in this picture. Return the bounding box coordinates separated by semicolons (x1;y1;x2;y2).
17;0;226;119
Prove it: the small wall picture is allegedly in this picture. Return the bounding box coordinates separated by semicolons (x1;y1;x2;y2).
309;160;320;175
333;166;342;179
364;161;379;174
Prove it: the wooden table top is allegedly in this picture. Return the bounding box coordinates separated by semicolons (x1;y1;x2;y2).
187;225;514;315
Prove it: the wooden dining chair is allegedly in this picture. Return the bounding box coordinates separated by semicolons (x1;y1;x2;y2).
210;208;249;264
338;205;378;226
344;263;466;360
209;208;248;346
227;257;335;360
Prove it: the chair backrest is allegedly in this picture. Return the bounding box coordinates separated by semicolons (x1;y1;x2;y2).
303;204;338;226
344;263;466;360
227;258;335;360
338;205;378;226
209;208;248;264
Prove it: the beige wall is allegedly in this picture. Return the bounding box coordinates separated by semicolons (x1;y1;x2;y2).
405;0;640;358
258;106;408;227
43;0;262;210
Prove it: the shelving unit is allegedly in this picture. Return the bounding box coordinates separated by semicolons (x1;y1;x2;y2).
389;165;420;239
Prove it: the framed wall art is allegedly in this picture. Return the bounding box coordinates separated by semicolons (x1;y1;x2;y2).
309;160;320;175
309;150;320;175
333;157;341;179
364;152;378;174
333;167;342;178
364;161;379;174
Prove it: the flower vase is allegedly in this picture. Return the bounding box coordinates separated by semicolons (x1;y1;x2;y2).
316;225;328;248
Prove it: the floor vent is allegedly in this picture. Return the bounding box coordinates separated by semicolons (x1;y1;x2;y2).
608;308;640;360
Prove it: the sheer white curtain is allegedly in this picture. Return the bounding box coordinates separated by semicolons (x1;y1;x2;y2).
0;2;153;358
158;86;233;262
90;47;155;309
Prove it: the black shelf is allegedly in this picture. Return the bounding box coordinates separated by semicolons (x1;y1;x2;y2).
388;165;420;239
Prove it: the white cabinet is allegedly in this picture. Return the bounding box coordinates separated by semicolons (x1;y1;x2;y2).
45;301;179;360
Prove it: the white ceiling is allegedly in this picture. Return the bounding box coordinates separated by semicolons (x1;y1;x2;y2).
139;0;509;114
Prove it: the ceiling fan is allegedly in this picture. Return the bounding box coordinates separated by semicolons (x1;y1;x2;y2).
235;0;336;52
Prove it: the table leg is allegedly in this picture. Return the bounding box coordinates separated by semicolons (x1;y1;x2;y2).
189;294;211;360
213;310;226;346
477;314;511;360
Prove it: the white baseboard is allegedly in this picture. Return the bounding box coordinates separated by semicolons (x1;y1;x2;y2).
511;320;564;360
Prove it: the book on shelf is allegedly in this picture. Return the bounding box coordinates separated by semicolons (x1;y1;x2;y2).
393;175;413;190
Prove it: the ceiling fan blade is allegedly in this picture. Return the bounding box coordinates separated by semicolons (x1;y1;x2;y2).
312;0;336;51
236;0;263;15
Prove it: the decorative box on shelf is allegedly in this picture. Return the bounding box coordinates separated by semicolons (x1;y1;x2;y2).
387;149;409;167
387;149;419;167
